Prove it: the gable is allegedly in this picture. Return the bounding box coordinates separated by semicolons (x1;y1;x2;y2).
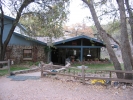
2;16;14;42
1;15;46;46
54;35;105;46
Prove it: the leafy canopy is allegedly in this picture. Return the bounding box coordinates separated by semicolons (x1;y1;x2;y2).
4;0;70;38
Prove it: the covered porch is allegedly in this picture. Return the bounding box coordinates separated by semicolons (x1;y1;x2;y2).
51;35;105;65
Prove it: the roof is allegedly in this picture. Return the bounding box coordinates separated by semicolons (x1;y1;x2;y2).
36;35;72;43
54;35;104;45
3;15;117;48
4;15;15;21
13;32;47;45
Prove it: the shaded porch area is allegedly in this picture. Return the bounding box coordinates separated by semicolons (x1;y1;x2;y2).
50;35;105;65
51;47;101;65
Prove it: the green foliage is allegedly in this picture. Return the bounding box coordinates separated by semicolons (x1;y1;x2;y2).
28;61;34;66
105;21;120;34
20;0;69;38
0;70;8;76
34;61;39;66
27;61;39;67
44;46;51;53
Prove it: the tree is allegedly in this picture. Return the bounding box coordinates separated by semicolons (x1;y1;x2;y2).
116;0;133;79
81;0;133;79
64;23;94;37
125;0;133;45
0;0;4;64
0;0;69;63
20;1;69;38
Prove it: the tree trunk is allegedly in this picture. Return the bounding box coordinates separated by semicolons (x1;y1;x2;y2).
125;0;133;45
0;4;4;67
125;0;133;68
116;0;133;79
0;0;34;63
81;0;124;78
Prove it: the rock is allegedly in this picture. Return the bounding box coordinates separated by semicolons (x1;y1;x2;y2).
121;84;127;90
10;72;15;76
113;82;120;89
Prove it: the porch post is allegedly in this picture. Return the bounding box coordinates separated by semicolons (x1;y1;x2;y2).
80;39;83;62
49;48;51;62
99;48;101;59
80;47;83;61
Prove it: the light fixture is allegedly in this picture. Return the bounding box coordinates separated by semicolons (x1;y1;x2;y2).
87;49;91;56
87;54;91;56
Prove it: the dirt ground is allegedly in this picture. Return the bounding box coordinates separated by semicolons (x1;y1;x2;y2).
0;72;133;100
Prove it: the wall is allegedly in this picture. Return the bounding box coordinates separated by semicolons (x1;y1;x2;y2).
5;45;47;64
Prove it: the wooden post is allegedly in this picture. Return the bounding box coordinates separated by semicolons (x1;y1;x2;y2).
73;70;75;75
109;71;112;78
41;63;43;78
73;70;75;79
68;68;70;73
8;59;10;76
82;65;85;85
63;70;65;74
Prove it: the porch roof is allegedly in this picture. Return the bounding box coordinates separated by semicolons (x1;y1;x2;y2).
54;35;105;46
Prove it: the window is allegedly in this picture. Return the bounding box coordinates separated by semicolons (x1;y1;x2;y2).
23;49;32;60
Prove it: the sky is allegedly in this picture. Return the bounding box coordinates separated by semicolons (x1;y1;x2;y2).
4;0;92;26
3;0;109;27
66;0;92;26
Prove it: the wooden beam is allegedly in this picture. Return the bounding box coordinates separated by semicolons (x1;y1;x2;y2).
95;70;133;74
0;61;8;64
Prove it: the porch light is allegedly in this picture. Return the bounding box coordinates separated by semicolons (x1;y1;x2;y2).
87;54;91;56
87;49;91;56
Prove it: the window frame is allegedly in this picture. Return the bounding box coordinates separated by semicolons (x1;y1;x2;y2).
23;49;32;60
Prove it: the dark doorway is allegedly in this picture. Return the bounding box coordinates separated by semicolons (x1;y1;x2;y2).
51;48;66;65
51;48;59;64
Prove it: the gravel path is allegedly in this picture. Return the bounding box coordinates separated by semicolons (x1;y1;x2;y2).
0;72;133;100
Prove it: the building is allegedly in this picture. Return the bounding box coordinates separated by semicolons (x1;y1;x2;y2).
2;15;46;63
51;35;105;65
2;15;106;64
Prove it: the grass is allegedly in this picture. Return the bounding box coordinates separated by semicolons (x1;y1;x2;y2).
0;65;29;76
0;62;123;76
68;63;115;73
0;61;41;76
72;63;114;69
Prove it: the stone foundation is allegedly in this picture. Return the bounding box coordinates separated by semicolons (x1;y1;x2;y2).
5;45;47;64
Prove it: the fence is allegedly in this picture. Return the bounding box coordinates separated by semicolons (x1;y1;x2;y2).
40;63;133;85
0;59;10;76
40;63;86;84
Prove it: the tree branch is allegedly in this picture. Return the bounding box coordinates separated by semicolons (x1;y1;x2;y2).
107;33;120;46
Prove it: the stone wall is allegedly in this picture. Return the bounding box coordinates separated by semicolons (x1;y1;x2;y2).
5;45;47;64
